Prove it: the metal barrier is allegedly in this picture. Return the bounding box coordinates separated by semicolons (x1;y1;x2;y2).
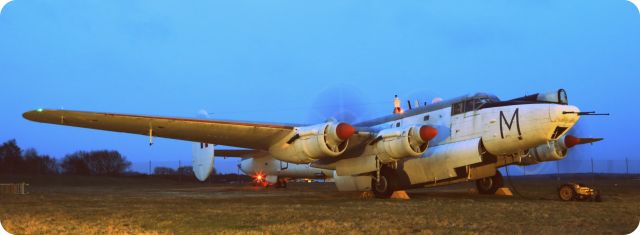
0;183;29;194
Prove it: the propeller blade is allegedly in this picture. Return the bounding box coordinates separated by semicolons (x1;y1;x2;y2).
307;85;370;124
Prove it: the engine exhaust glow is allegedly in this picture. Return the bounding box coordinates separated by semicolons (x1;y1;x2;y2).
251;171;269;187
252;172;265;182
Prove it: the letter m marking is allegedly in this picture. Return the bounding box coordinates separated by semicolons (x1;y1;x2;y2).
499;108;521;139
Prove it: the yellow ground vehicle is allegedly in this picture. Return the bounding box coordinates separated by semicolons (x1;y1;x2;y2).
558;183;602;202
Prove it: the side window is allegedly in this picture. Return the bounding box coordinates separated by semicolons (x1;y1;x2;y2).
423;115;430;121
395;122;401;127
465;100;475;112
452;102;464;115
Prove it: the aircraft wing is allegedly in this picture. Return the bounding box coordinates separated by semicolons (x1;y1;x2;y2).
23;109;297;150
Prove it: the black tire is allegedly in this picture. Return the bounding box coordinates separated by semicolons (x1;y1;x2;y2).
476;171;504;195
275;178;287;188
372;167;398;199
558;185;575;201
594;190;602;202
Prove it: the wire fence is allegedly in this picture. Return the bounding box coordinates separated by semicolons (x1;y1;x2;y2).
130;161;184;175
128;159;242;175
500;159;640;176
128;159;640;176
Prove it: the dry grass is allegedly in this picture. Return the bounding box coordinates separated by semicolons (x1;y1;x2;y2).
0;175;639;234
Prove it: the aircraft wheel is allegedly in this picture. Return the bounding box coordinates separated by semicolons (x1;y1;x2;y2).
558;185;575;201
372;167;398;199
476;171;504;194
594;190;602;202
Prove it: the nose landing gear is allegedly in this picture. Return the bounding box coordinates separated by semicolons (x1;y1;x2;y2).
476;171;504;194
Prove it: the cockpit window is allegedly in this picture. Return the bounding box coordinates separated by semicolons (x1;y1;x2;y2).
452;102;464;115
465;100;475;112
453;97;497;115
558;89;568;105
478;90;568;109
474;98;493;109
536;89;569;105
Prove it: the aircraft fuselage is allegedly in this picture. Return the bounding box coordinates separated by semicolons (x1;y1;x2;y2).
254;90;583;192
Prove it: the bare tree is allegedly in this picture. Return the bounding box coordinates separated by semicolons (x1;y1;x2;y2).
61;150;131;176
23;148;58;175
0;139;23;175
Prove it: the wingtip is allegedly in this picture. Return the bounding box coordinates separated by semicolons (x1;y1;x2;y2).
22;109;46;120
22;110;36;120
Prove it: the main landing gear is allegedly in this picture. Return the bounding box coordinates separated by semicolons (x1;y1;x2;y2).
371;167;399;199
275;177;288;188
476;171;504;194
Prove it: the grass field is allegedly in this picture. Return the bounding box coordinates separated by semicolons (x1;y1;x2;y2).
1;174;639;234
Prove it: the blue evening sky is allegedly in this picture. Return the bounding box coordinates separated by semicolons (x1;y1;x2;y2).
1;1;638;173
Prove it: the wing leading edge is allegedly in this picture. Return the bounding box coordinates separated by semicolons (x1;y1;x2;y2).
23;109;296;151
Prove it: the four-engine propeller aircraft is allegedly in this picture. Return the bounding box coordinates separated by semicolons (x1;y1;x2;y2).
23;89;605;198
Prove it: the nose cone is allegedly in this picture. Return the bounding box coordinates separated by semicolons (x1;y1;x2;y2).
483;103;583;156
549;105;580;124
548;104;581;140
335;123;356;141
419;125;438;142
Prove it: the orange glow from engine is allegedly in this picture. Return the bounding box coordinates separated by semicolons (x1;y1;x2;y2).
252;171;266;183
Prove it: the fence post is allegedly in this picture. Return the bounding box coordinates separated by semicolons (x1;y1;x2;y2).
149;160;152;175
591;157;595;185
178;160;182;184
556;161;560;181
627;157;630;178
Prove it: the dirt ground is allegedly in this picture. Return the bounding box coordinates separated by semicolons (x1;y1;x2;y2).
1;174;639;234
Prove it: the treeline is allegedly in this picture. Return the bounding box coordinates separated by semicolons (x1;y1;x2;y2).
0;139;248;182
0;139;130;176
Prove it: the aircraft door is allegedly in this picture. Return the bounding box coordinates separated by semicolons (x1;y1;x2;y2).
451;99;483;140
450;101;466;140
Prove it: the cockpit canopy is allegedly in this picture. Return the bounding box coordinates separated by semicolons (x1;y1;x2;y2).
509;89;569;105
451;89;569;116
451;93;500;115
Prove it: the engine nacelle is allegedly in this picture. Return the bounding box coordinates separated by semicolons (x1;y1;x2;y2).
373;125;438;163
520;135;576;165
270;122;356;163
